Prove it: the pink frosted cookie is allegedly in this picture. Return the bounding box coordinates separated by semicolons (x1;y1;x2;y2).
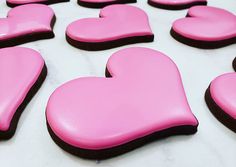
0;4;55;48
6;0;69;7
0;47;47;139
78;0;136;8
148;0;207;10
171;6;236;49
205;67;236;132
66;5;154;51
46;47;198;159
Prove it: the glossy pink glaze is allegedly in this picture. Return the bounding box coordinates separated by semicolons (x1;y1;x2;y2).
46;47;198;150
210;73;236;119
79;0;120;2
150;0;206;5
7;0;47;5
66;5;153;43
0;47;44;131
172;6;236;41
0;4;54;40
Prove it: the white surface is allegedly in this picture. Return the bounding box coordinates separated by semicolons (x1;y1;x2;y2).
0;0;236;166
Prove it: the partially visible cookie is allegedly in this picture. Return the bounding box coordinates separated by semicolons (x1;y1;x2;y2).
77;0;136;8
205;58;236;132
232;57;236;71
0;47;47;140
171;6;236;48
0;4;55;48
148;0;207;10
205;72;236;132
6;0;69;7
66;5;154;51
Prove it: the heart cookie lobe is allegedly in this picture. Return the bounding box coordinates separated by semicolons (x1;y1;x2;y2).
205;73;236;133
6;0;69;7
0;47;47;140
171;6;236;48
0;4;55;48
66;5;154;51
78;0;136;8
46;47;198;159
148;0;207;10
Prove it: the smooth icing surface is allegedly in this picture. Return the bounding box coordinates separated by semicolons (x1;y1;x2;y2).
0;4;54;40
46;47;198;150
7;0;47;5
149;0;206;5
0;47;44;131
172;6;236;41
66;5;153;43
79;0;123;2
210;73;236;119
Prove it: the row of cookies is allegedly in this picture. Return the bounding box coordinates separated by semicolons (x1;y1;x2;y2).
1;4;235;50
6;0;207;9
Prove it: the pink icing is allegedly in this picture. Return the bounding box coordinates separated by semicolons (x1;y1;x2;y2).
6;0;68;6
66;5;153;43
0;4;54;40
210;73;236;119
0;47;44;131
46;47;198;150
149;0;206;5
7;0;47;5
172;6;236;41
79;0;122;2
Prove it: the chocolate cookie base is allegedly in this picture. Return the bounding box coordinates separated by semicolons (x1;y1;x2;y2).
170;28;236;49
232;57;236;71
47;122;197;159
66;34;154;51
148;0;207;10
77;0;136;8
6;0;70;8
205;86;236;133
0;65;47;140
0;15;56;48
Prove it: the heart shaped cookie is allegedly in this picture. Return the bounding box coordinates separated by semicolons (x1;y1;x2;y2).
6;0;69;7
0;4;55;48
0;47;47;140
205;74;236;132
148;0;207;10
66;5;154;51
78;0;136;8
46;47;198;159
171;6;236;48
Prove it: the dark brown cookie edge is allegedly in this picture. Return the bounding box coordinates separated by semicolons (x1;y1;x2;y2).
6;0;70;8
47;121;197;159
77;0;137;8
148;0;207;10
232;57;236;71
66;34;154;51
205;86;236;133
0;15;56;48
170;27;236;49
